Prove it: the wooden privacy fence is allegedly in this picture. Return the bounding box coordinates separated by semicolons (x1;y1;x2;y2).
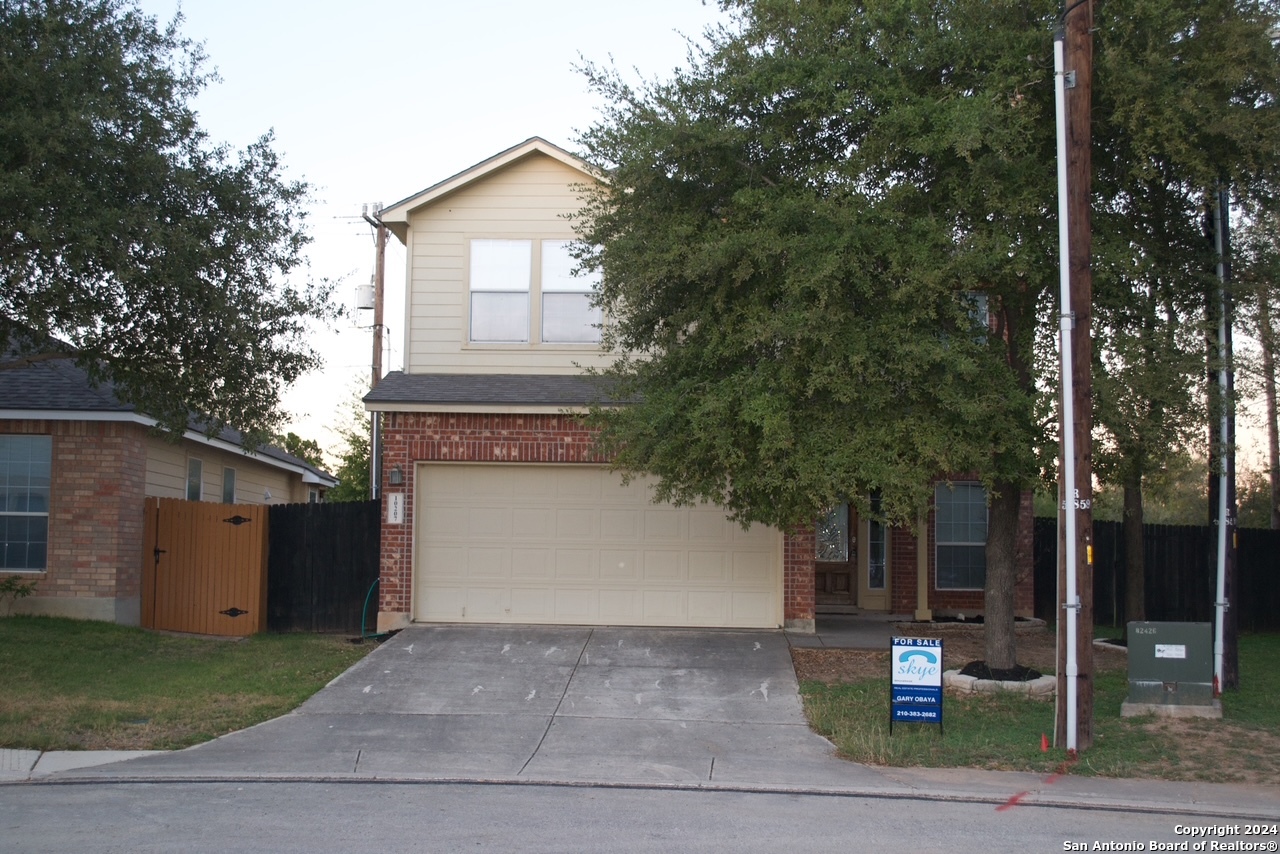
1033;518;1280;631
141;497;269;637
267;500;380;633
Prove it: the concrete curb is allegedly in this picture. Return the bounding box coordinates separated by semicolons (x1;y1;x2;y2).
6;769;1276;820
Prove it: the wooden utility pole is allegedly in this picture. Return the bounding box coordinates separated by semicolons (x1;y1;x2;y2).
373;213;386;391
1055;0;1095;753
362;203;388;500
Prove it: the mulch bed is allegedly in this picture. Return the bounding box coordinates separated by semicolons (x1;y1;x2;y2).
792;627;1128;684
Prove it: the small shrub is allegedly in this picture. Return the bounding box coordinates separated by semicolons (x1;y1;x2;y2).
0;575;38;616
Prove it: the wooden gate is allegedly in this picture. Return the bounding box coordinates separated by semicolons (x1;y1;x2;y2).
141;497;269;636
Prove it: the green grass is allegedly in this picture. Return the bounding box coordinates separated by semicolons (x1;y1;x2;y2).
0;616;374;751
800;633;1280;784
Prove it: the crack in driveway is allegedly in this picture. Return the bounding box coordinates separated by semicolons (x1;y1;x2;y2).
518;628;594;776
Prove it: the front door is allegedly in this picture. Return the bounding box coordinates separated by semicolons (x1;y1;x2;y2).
815;503;857;611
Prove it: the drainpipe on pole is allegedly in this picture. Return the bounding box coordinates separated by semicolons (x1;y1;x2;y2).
1212;187;1230;695
1054;26;1079;755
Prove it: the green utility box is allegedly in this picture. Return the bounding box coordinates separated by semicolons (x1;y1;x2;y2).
1121;621;1221;719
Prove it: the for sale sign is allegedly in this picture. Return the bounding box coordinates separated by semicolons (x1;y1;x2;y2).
890;637;943;734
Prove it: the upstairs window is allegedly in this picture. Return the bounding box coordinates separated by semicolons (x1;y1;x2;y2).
961;291;990;341
468;238;601;345
541;240;602;344
469;239;531;343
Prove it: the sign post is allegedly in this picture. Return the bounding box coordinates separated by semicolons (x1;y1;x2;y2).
890;637;944;735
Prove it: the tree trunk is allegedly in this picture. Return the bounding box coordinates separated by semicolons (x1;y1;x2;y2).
1258;286;1280;529
1122;469;1145;641
984;480;1020;670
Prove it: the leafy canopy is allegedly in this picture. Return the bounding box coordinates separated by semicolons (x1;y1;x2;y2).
576;0;1055;529
1088;0;1280;496
0;0;337;442
324;385;371;503
577;0;1280;531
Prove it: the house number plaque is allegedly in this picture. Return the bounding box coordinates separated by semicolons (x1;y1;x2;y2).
387;492;405;525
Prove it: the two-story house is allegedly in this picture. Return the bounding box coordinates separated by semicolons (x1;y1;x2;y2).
365;137;1033;634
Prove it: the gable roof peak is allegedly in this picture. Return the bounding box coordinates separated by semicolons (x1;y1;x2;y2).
377;137;600;240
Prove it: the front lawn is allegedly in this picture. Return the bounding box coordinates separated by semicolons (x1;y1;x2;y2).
796;631;1280;785
0;616;374;750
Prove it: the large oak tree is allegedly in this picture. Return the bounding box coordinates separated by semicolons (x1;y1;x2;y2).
0;0;336;443
576;0;1280;670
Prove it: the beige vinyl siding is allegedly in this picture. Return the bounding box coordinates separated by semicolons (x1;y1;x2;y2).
143;435;304;504
404;154;617;375
145;438;189;498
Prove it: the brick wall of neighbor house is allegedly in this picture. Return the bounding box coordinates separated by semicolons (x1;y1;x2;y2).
0;419;147;624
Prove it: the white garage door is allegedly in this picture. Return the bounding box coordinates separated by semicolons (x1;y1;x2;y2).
414;464;781;628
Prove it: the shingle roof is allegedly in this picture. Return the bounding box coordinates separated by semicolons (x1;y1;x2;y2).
0;340;336;484
0;349;132;412
364;372;628;407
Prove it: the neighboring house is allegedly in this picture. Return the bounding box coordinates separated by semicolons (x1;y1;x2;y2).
0;345;337;624
366;137;1032;634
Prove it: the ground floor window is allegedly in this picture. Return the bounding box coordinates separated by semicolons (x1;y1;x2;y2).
0;435;51;571
222;467;237;504
186;458;203;501
868;492;886;590
935;482;986;590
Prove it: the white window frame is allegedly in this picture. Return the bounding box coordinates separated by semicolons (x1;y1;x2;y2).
186;458;203;502
540;239;602;344
469;239;531;343
221;467;237;504
934;482;987;590
0;435;51;572
467;237;601;346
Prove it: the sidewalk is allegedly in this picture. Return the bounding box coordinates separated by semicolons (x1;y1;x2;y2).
4;744;1277;819
1;748;164;780
787;612;908;649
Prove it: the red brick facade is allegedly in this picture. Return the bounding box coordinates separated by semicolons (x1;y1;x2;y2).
782;525;816;630
376;411;1035;631
0;419;147;623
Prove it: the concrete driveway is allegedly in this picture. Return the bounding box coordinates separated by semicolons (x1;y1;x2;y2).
68;624;871;788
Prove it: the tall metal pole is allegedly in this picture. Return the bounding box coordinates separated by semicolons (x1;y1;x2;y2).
1052;27;1079;755
1210;187;1238;693
1054;0;1095;754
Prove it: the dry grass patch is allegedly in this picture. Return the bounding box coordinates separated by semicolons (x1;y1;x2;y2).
793;626;1278;785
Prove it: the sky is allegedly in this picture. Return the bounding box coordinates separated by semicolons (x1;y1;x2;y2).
133;0;728;460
